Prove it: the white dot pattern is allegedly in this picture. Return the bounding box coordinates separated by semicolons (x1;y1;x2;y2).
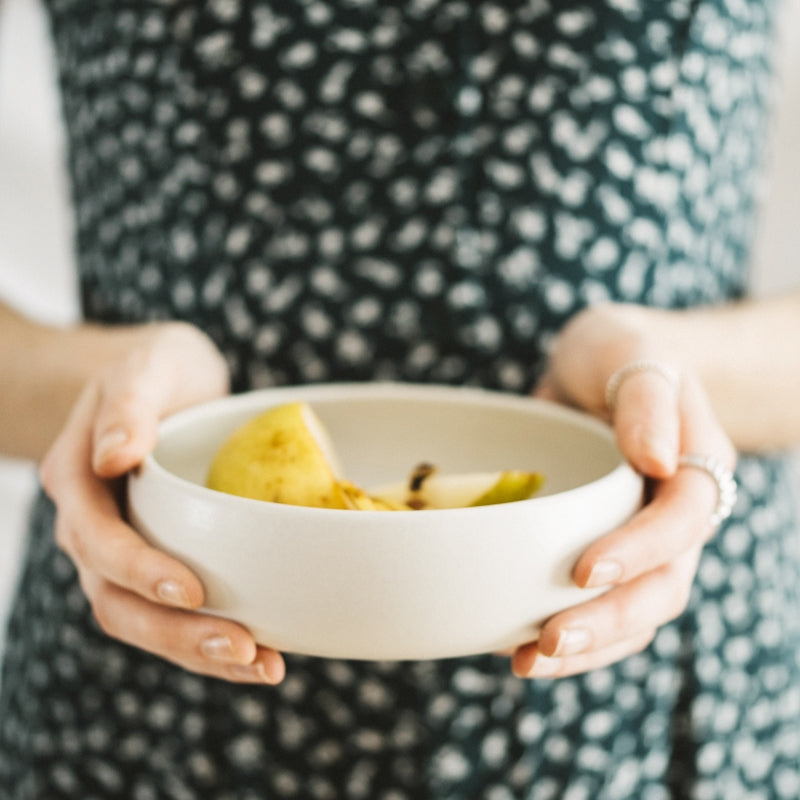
2;1;799;798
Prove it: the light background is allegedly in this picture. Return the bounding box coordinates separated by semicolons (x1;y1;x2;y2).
1;0;799;659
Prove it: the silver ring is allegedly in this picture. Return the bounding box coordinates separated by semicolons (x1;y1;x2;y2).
604;359;680;413
678;454;738;528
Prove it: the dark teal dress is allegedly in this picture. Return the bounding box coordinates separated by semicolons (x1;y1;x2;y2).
2;1;799;797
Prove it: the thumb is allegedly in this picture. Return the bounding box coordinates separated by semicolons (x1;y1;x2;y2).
611;365;682;480
91;365;165;479
91;326;228;478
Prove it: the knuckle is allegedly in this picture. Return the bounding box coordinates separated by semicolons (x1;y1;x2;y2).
634;629;657;654
665;556;698;621
118;554;140;591
75;568;96;604
101;386;144;422
66;524;91;569
38;454;54;497
38;445;65;500
664;600;684;625
723;443;738;473
671;578;694;621
654;583;691;628
713;432;737;468
609;594;635;635
53;517;73;554
105;529;161;596
88;586;116;637
118;547;152;596
96;357;146;411
160;320;201;349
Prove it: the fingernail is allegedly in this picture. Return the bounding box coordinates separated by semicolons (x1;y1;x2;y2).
156;579;191;608
527;654;561;678
95;427;128;463
264;658;286;684
229;663;272;683
585;560;623;588
648;436;678;474
201;635;235;661
553;627;592;657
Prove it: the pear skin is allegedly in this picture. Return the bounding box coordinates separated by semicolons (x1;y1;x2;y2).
338;480;408;511
469;471;545;507
206;402;351;509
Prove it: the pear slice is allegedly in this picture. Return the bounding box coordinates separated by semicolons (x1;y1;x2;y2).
337;480;408;511
206;402;353;509
371;463;544;510
469;471;545;507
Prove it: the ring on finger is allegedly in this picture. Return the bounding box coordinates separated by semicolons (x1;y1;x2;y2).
678;453;737;528
604;359;680;414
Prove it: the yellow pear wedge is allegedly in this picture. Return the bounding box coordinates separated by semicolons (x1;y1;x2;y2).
371;463;544;510
206;402;352;509
337;480;408;511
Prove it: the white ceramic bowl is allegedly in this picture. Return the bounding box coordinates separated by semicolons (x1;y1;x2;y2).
128;382;642;661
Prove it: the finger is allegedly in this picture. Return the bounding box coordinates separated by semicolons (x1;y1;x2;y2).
678;374;737;472
39;382;99;499
91;351;177;478
532;372;562;402
80;569;284;684
92;324;229;478
59;481;205;609
537;545;701;658
41;387;205;609
575;375;736;589
572;466;715;588
92;377;161;478
512;628;656;679
612;366;681;478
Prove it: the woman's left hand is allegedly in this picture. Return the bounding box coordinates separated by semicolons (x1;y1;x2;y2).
512;303;737;679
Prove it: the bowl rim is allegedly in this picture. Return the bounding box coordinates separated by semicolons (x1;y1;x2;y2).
133;381;642;518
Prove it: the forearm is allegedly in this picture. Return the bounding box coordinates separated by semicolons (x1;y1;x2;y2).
621;292;800;453
0;301;142;461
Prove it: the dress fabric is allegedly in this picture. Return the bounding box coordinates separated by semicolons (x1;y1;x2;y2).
2;1;800;798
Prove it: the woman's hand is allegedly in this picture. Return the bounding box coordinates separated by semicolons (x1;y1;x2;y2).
40;322;286;684
512;303;736;679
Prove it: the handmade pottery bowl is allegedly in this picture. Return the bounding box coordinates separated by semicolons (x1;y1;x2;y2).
128;382;643;660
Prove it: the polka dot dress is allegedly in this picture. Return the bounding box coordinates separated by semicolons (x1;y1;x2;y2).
2;1;799;798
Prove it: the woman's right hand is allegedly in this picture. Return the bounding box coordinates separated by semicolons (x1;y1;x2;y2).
40;321;286;684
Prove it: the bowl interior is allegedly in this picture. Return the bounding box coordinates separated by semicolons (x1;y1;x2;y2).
150;383;624;500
